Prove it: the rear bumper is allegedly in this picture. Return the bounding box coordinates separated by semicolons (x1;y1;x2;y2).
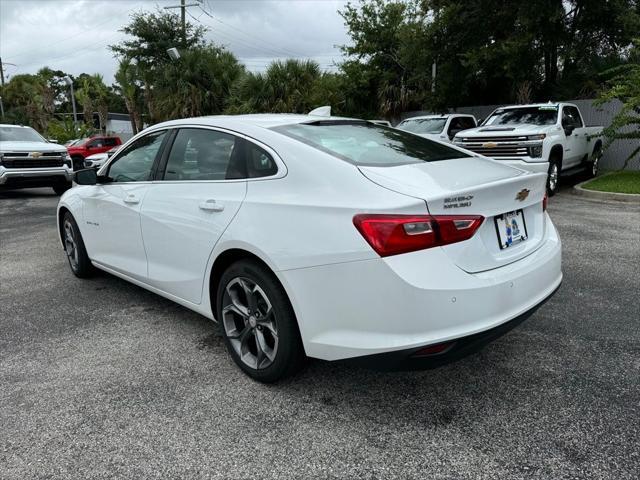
0;167;73;188
341;281;560;371
280;214;562;361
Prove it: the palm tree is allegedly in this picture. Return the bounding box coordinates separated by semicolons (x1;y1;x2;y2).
114;59;143;134
228;59;323;114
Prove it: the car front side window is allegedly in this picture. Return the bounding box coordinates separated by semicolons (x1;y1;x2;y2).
107;130;167;183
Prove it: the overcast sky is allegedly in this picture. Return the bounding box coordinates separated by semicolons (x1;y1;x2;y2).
0;0;350;85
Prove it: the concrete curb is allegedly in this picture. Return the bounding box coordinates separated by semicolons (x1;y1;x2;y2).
573;179;640;204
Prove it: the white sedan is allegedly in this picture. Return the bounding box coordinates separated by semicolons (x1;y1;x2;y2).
57;114;562;382
396;114;477;142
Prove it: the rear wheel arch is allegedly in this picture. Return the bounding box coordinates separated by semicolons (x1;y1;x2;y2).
592;139;603;154
209;249;293;321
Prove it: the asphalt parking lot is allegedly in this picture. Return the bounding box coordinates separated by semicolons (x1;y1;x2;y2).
1;184;639;480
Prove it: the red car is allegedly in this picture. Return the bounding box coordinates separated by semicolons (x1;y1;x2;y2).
67;135;122;170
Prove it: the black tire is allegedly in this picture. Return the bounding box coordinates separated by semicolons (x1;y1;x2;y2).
62;212;95;278
585;145;602;179
216;259;305;383
546;156;561;197
52;181;71;195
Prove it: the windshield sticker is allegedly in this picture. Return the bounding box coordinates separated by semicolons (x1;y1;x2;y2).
444;195;473;209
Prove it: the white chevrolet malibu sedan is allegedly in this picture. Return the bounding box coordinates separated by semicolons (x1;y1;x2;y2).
57;114;562;382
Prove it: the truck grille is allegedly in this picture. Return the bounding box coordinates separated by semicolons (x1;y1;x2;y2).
455;137;531;157
462;145;529;157
1;152;65;169
456;136;528;143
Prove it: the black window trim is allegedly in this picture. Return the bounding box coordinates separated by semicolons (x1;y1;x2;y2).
151;125;284;183
102;128;172;184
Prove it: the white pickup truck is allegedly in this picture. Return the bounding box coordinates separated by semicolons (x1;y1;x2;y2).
0;124;74;195
453;103;603;195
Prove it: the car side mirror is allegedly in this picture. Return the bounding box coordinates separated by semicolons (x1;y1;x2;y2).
74;168;97;185
564;125;575;136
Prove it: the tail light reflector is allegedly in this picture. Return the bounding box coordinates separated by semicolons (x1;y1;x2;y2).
412;341;456;357
542;193;548;212
353;214;484;257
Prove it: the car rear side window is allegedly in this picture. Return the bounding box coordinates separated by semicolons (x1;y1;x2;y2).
274;122;468;166
246;143;278;178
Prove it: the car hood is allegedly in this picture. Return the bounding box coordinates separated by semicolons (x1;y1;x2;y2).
85;152;109;161
0;141;66;153
457;124;556;138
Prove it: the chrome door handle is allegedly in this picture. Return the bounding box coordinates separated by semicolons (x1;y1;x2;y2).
199;199;224;212
123;194;140;204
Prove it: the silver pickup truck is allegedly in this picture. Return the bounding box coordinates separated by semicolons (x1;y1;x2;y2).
0;124;73;195
453;103;603;195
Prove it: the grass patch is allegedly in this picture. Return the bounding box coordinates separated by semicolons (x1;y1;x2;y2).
582;171;640;194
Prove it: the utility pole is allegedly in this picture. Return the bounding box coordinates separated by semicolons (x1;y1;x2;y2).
164;0;200;45
0;59;16;87
63;76;78;134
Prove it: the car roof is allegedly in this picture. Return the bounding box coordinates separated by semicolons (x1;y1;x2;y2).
400;114;473;121
0;123;34;129
152;113;361;131
497;103;571;110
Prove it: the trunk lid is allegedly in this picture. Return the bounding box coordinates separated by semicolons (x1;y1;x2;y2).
359;157;548;272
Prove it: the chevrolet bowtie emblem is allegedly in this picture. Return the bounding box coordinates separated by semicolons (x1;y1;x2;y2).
516;188;530;201
31;152;43;158
482;142;498;148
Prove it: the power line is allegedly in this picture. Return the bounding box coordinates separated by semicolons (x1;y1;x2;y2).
3;10;134;61
197;4;308;58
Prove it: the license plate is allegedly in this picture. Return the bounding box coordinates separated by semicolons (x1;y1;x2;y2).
494;210;528;249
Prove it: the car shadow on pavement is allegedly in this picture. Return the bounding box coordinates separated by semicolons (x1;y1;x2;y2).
0;187;58;198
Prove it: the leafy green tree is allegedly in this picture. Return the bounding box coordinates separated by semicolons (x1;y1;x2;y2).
598;39;640;170
46;117;95;144
109;9;206;65
154;45;244;120
1;73;49;131
228;59;324;114
340;0;427;118
114;59;144;134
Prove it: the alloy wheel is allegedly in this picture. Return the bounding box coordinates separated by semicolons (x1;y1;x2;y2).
63;219;79;271
221;277;279;370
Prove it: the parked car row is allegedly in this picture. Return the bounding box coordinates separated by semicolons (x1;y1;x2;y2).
0;126;122;195
397;102;603;195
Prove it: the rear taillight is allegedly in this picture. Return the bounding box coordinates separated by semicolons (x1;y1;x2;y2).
542;193;548;212
353;214;484;257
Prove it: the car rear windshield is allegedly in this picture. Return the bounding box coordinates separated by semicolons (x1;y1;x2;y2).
0;126;46;142
273;121;469;166
397;118;447;134
484;106;558;126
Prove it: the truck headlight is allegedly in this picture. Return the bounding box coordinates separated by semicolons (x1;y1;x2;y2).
529;145;543;158
526;134;546;140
